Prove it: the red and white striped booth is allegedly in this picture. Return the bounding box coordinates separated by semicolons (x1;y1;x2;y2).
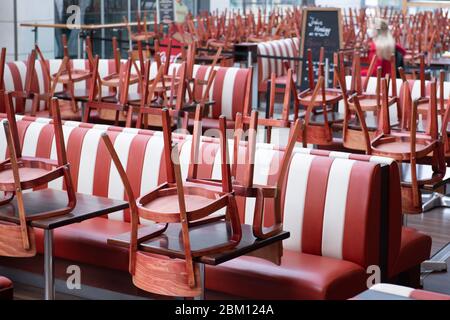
257;38;300;103
2;59;251;128
0;115;431;299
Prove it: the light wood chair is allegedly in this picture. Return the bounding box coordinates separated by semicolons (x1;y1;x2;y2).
0;96;76;257
101;108;242;297
371;79;446;213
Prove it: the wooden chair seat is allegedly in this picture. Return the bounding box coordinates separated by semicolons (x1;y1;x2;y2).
55;69;91;83
131;33;156;42
0;165;56;190
102;73;140;87
0;96;76;256
138;184;226;220
349;94;396;112
372;135;438;160
298;90;342;105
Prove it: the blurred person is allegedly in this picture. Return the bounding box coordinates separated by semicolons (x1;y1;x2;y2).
365;18;405;77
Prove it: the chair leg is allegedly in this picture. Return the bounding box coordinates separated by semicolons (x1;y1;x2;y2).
82;106;91;123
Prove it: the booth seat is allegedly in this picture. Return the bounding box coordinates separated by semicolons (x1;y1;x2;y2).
256;38;300;101
2;59;251;127
357;283;450;300
0;276;13;300
0;116;430;299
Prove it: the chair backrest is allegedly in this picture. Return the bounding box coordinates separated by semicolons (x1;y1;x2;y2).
257;37;300;86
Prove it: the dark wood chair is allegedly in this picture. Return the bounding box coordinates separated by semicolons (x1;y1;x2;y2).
0;96;76;257
100;108;242;297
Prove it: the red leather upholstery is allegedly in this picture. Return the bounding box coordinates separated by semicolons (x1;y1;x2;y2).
35;218;130;272
206;251;368;300
393;227;432;277
0;115;431;299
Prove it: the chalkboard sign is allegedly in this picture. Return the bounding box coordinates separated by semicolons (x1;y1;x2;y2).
159;0;174;23
300;8;343;90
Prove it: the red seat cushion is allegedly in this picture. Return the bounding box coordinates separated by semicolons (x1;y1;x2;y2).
205;250;368;300
35;217;130;272
0;276;12;290
392;227;432;276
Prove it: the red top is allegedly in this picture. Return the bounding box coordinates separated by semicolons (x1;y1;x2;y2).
363;41;406;77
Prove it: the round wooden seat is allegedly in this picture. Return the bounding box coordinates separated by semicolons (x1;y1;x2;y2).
102;73;140;87
55;70;91;83
299;91;342;105
371;136;436;161
139;186;224;220
0;167;51;187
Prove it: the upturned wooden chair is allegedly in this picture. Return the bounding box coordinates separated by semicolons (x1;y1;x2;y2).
187;107;301;255
0;96;76;257
83;57;137;126
101;108;242;297
36;35;93;114
264;68;299;144
371;79;446;213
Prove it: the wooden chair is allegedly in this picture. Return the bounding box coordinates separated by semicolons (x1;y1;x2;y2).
187;108;301;258
371;79;446;213
131;61;189;129
349;52;398;117
83;57;137;126
0;96;76;257
265;69;299;143
36;35;92;114
124;14;159;43
101;108;242;297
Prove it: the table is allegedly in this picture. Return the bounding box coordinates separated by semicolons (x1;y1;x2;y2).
108;221;290;299
0;189;129;300
20;22;150;59
353;289;413;300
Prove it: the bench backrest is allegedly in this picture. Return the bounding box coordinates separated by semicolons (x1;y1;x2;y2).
3;60;251;120
0;116;398;270
257;38;299;86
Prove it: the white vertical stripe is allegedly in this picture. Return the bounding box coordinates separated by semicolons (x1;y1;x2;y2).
107;132;136;220
221;68;239;119
283;153;315;252
179;139;192;181
4;66;15;91
77;129;107;194
244;145;275;225
211;139;234;180
329;151;351;160
0;121;7;161
22;122;49;157
72;59;87;91
140;133;165;195
48;124;79;190
321;159;355;259
35;60;46;93
258;44;270;80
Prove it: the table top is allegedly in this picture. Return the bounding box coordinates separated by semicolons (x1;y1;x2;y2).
353;289;412;300
108;221;289;266
0;189;129;230
20;21;150;30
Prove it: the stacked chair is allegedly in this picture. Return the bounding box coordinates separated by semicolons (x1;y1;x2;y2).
0;96;76;257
